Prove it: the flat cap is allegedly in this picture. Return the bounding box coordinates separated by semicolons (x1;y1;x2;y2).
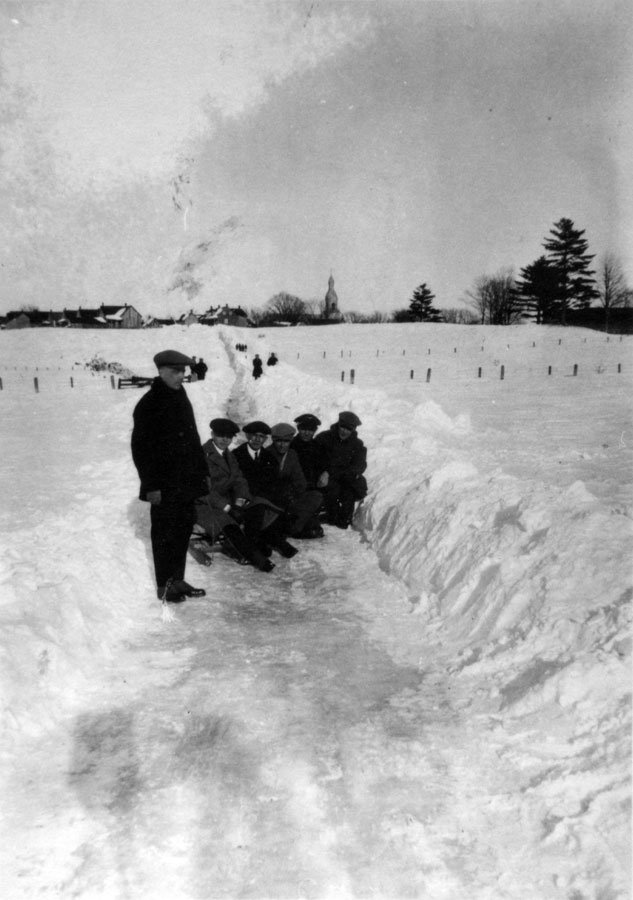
338;411;362;429
153;349;194;368
243;420;271;435
294;413;321;430
271;422;296;440
209;418;240;437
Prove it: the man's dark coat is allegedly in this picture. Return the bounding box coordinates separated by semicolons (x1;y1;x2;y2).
131;377;207;503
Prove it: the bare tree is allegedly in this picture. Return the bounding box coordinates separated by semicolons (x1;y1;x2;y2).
265;292;307;324
598;253;629;332
441;307;479;324
465;268;520;325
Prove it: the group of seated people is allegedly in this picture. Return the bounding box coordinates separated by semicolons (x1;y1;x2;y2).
193;411;368;574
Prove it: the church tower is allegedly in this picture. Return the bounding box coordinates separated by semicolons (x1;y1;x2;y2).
324;273;340;319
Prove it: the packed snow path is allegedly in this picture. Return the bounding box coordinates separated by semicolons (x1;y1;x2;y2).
5;529;545;900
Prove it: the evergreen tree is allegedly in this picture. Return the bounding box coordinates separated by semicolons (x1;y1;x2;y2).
515;256;559;324
542;218;598;323
408;283;442;322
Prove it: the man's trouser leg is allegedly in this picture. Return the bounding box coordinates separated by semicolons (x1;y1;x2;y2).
288;490;323;534
150;501;195;590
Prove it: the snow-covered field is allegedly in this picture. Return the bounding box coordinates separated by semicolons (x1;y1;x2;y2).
0;322;631;899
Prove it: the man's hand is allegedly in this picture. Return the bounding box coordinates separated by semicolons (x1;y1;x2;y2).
317;472;329;488
147;490;162;505
229;505;245;524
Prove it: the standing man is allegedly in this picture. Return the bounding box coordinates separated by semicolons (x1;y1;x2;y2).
252;354;263;379
196;357;208;381
314;411;368;529
131;349;208;603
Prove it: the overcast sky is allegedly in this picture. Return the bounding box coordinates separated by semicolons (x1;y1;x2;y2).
0;0;631;316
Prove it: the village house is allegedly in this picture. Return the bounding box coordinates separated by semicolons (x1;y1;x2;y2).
1;304;143;329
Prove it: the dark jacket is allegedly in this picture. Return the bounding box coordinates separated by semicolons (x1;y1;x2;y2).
131;377;207;503
267;445;309;507
231;442;279;499
313;423;367;483
290;436;328;489
195;439;253;532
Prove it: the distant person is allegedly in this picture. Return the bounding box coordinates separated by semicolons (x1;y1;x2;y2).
194;418;277;572
195;357;208;381
267;352;278;366
252;354;263;380
232;421;298;558
189;356;199;381
291;413;328;491
314;411;367;529
131;350;208;602
268;423;323;538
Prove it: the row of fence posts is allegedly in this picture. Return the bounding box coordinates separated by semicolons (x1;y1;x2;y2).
0;362;626;392
318;334;625;361
0;373;119;392
0;351;626;393
339;363;624;383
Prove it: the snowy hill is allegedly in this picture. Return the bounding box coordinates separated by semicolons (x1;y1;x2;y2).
0;323;630;899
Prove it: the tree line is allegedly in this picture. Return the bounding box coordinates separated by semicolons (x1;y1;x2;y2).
250;218;630;330
398;218;630;330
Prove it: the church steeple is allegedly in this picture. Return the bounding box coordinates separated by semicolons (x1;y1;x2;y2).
324;272;339;319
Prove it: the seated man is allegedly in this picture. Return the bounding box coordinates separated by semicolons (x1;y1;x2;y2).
314;411;368;529
268;423;324;538
291;413;328;491
232;421;298;558
194;418;282;572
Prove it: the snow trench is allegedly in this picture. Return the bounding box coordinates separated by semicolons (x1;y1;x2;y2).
215;327;631;890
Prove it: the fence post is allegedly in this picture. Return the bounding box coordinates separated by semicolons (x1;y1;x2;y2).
548;366;552;375
426;368;431;383
341;371;345;382
410;370;414;379
617;364;622;373
111;375;116;389
34;377;39;393
500;365;505;380
323;351;326;358
341;350;344;358
350;369;355;384
573;364;578;376
478;367;482;378
0;377;3;390
70;377;74;388
403;349;406;356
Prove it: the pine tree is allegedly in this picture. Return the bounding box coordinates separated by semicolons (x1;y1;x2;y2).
408;283;441;322
542;218;598;323
515;256;560;324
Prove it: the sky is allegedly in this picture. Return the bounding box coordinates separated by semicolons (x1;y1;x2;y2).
0;0;631;317
0;322;630;896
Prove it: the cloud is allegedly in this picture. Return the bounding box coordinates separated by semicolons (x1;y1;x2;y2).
1;0;370;185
